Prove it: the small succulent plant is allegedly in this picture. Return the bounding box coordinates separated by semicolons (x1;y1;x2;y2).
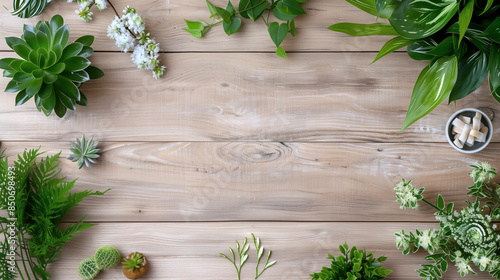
95;245;121;270
0;15;103;118
68;135;100;169
122;252;144;272
77;257;100;280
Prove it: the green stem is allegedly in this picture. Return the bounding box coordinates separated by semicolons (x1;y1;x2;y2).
422;199;441;212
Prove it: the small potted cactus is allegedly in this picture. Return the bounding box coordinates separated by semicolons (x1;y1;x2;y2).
122;252;149;279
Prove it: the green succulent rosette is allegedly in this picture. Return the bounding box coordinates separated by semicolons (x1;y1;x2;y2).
0;14;104;117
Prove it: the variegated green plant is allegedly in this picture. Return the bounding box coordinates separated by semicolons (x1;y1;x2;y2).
329;0;500;131
0;15;104;118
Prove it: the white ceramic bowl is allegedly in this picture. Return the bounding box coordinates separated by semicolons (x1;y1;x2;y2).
446;108;493;153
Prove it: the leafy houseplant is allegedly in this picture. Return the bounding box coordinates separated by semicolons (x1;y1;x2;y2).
9;0;50;18
0;148;110;279
184;0;308;58
0;15;104;118
329;0;500;131
394;162;500;279
122;252;148;279
220;233;277;280
310;242;392;280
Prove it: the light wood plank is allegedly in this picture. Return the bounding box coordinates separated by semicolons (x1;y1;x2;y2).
1;141;497;222
0;53;497;142
0;0;395;52
44;222;491;279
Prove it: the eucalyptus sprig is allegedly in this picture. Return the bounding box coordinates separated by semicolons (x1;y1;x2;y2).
329;0;500;131
220;233;277;280
394;162;500;279
184;0;308;58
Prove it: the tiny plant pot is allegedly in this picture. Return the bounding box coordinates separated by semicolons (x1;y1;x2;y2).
446;108;493;153
122;252;148;279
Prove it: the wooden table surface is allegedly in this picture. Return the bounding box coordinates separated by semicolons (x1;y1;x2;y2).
1;0;499;279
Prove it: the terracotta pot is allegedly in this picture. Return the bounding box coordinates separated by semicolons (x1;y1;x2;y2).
122;252;148;279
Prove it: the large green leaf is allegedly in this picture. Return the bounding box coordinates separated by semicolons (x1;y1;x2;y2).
346;0;396;18
372;36;414;63
427;36;454;56
401;56;458;131
223;17;242;36
85;66;104;80
375;0;396;17
458;0;474;44
328;23;398;36
75;35;94;47
490;43;500;102
61;43;84;61
449;50;488;102
276;0;306;16
408;39;438;60
447;23;491;54
54;75;80;100
63;57;90;72
479;17;500;43
268;22;288;47
246;0;269;21
389;0;459;40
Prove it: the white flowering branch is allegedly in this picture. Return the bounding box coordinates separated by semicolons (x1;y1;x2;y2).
107;4;166;79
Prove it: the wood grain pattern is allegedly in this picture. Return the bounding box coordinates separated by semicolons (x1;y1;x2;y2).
1;141;497;222
47;222;492;280
0;0;394;52
0;52;497;142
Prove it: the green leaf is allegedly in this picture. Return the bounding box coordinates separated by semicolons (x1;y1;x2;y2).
183;20;205;38
78;46;94;58
480;0;495;15
15;90;31;106
5;37;28;49
458;0;474;44
0;58;18;70
375;0;396;18
54;75;80;100
289;20;296;37
328;23;398;36
54;98;68;117
447;23;492;55
5;80;29;93
54;25;70;47
389;0;459;40
26;77;43;97
23;30;39;50
268;22;288;48
46;63;65;74
36;31;50;50
49;15;64;32
56;88;76;110
238;0;251;18
226;0;236;14
276;46;287;58
407;39;438;61
75;35;94;47
63;57;90;72
60;70;90;83
61;43;84;61
41;89;56;116
479;17;500;44
37;83;54;99
20;61;40;73
449;50;488;102
401;56;458;131
427;36;454;56
490;43;500;102
247;0;269;22
206;0;218;18
12;44;31;61
77;91;88;106
276;0;307;15
43;71;58;84
371;36;413;64
436;194;445;210
346;0;396;19
85;66;104;80
273;7;296;21
223;17;242;36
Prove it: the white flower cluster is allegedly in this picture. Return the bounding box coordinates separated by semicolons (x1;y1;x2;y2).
394;179;424;210
67;0;107;22
469;162;497;183
107;6;165;79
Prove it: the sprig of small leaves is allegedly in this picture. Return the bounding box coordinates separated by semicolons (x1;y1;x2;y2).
184;0;308;58
220;233;276;280
310;242;392;280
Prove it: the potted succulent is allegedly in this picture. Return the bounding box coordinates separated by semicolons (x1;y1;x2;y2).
122;252;149;279
329;0;500;131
